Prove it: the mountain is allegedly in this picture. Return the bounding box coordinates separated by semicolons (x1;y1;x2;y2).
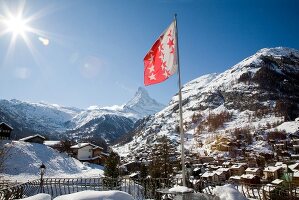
123;87;165;119
64;87;165;143
0;99;81;139
0;87;164;142
114;47;299;161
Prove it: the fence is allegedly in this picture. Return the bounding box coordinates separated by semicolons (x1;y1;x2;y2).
0;177;299;200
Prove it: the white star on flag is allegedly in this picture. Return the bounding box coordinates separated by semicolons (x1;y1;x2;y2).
149;73;156;80
148;65;155;73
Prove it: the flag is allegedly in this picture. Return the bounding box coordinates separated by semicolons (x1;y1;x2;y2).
144;21;177;86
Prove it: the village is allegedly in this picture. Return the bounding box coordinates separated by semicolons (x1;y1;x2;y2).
2;119;299;199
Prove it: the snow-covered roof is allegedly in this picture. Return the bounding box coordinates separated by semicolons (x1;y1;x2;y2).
230;163;246;169
101;152;109;156
264;166;282;172
44;141;61;146
70;143;102;149
216;168;230;172
245;168;260;173
293;171;299;178
193;167;201;172
0;122;13;130
241;174;256;179
289;163;299;171
271;179;284;185
129;172;139;177
19;134;46;141
229;176;241;180
201;171;216;178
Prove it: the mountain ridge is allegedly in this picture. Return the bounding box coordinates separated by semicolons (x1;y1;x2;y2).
0;87;164;142
113;47;299;161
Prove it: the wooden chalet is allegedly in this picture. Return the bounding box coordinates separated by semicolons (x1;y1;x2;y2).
245;167;263;177
263;166;283;182
19;134;46;144
0;122;13;140
230;163;247;176
241;174;260;184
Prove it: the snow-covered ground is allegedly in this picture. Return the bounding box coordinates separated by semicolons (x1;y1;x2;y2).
213;184;248;200
19;190;134;200
0;141;104;182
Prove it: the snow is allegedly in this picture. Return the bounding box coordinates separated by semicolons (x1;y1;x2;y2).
0;141;104;182
19;134;46;141
18;194;51;200
53;190;134;200
272;121;299;134
213;184;248;200
168;185;193;193
44;141;61;146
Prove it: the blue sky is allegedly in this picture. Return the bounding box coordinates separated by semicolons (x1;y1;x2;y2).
0;0;299;109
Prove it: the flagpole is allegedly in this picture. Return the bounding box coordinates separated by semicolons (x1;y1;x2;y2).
174;14;186;187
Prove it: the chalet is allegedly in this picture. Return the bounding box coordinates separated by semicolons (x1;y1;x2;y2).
216;168;231;180
241;174;260;184
214;170;226;182
229;175;241;184
230;163;247;176
245;167;263;177
0;122;13;140
19;134;46;144
70;143;107;165
263;166;283;181
201;171;219;183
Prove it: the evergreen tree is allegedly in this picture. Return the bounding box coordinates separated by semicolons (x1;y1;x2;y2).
104;151;120;178
104;150;120;189
149;135;176;178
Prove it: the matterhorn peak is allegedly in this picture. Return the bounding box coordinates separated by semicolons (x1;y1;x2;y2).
123;87;165;118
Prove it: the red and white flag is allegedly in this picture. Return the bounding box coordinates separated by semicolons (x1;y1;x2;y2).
144;21;177;86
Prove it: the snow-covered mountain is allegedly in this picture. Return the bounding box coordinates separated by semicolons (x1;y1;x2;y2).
64;87;165;143
0;99;81;138
123;87;165;119
114;47;299;161
0;87;164;142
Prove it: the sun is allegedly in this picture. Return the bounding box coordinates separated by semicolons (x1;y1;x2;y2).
0;1;51;62
3;14;30;38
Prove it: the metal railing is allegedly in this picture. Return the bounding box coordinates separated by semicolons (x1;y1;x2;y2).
0;177;298;200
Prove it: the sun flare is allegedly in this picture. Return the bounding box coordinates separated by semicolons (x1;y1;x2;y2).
3;15;30;38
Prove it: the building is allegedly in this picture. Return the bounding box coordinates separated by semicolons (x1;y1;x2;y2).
230;163;247;176
201;171;219;183
19;134;46;144
240;174;260;184
0;122;13;140
245;167;263;177
263;166;283;181
70;143;107;165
